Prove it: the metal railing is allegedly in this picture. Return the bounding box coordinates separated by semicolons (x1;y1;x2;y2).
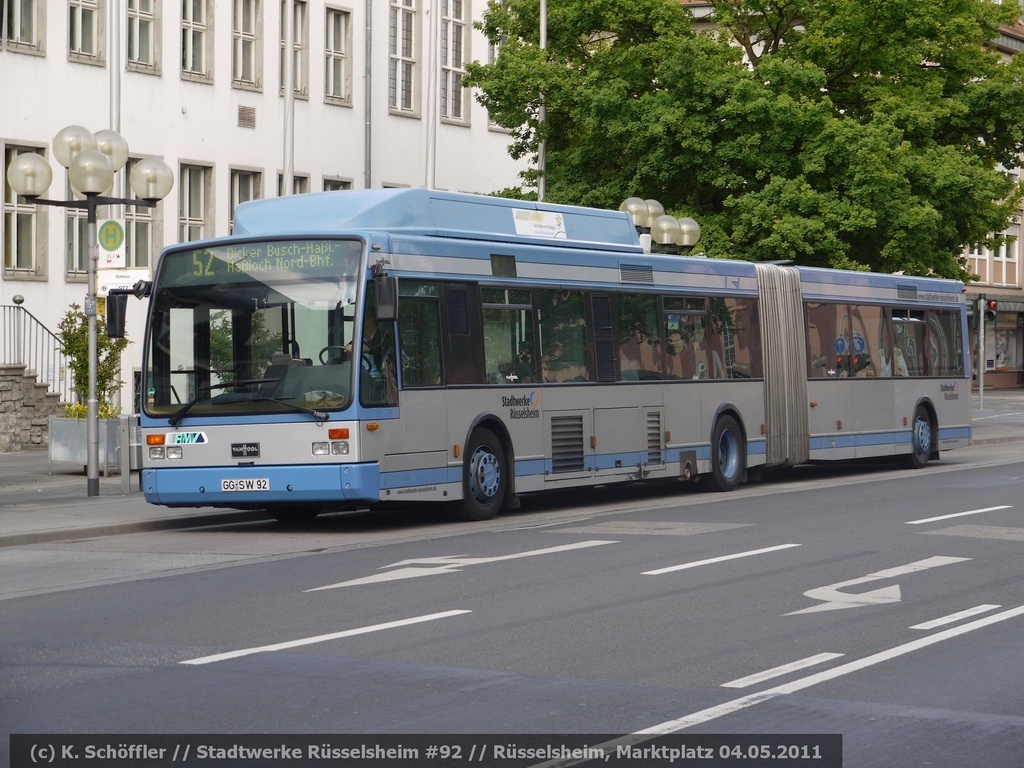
0;304;73;402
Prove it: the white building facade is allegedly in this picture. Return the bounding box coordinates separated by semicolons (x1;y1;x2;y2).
1;0;525;415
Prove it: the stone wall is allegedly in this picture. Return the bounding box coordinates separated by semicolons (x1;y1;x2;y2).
0;364;64;453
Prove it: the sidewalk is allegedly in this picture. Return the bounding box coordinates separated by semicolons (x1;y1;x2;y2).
2;391;1023;548
0;449;266;547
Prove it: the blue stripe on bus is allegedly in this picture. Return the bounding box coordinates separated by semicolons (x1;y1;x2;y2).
143;463;380;506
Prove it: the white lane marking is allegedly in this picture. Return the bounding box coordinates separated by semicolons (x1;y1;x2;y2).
786;555;970;615
721;653;844;689
180;610;471;666
642;544;801;575
971;411;1024;421
307;540;618;591
910;604;1001;630
569;606;1024;765
906;505;1011;525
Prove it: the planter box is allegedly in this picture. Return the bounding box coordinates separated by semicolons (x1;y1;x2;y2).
48;416;122;473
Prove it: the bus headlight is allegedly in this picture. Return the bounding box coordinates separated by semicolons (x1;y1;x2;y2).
331;441;350;455
149;446;165;460
166;446;184;460
312;442;330;456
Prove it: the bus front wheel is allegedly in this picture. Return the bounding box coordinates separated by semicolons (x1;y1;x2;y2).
905;405;934;469
705;414;745;492
457;428;506;521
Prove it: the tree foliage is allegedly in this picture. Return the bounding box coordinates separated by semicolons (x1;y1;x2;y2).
57;303;130;412
465;0;1024;278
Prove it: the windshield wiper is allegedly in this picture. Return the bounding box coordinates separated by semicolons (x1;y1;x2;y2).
168;378;279;427
248;398;329;421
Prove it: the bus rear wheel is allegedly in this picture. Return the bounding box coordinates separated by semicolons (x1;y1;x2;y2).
705;414;745;492
904;405;934;469
456;428;507;521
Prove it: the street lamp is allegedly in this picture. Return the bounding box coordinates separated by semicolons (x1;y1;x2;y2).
619;197;701;254
6;126;172;497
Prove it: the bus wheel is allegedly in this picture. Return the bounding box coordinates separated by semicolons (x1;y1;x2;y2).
905;406;934;469
458;428;506;521
706;414;745;492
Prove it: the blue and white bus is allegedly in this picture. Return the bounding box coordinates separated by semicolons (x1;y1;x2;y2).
134;188;971;522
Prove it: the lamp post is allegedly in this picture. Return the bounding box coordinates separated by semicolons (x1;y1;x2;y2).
6;126;173;497
619;197;701;254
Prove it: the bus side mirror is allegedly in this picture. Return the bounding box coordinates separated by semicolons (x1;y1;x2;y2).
106;290;130;339
375;273;398;321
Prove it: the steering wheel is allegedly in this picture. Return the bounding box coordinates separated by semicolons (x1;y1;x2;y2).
319;345;348;365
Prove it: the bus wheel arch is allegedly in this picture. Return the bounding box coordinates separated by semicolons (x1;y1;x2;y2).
905;399;938;469
455;418;514;521
705;409;746;492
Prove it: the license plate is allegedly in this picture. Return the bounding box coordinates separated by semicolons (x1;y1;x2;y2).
221;478;270;492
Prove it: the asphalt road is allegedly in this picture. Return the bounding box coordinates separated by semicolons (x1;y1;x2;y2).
4;439;1024;768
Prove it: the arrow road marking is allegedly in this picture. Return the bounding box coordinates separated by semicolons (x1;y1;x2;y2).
306;540;618;591
786;555;970;615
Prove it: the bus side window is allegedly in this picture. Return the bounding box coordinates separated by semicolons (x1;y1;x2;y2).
718;297;759;379
398;286;443;387
538;289;590;382
482;288;535;385
928;310;965;376
618;293;659;380
893;309;926;376
850;304;884;378
805;302;830;377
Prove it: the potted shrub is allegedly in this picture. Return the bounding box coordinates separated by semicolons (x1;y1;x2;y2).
48;303;130;468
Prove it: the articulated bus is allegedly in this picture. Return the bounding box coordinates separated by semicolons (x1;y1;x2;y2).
135;188;971;522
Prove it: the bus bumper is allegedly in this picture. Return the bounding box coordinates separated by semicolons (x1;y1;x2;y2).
141;463;380;507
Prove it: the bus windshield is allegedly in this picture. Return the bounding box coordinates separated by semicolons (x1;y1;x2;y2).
144;238;365;419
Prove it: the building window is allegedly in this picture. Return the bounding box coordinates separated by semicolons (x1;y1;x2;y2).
230;169;262;232
440;0;466;121
322;177;352;192
3;146;46;276
127;0;159;71
181;0;212;79
125;158;160;269
279;0;308;97
179;164;211;243
966;223;1020;288
325;7;351;104
486;0;507;128
389;0;417;113
69;0;104;61
65;179;89;277
277;173;309;196
2;0;43;51
233;0;261;88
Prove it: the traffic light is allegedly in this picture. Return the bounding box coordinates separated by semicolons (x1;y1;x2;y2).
985;298;998;321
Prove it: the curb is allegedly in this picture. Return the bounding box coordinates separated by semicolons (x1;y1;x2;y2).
0;509;270;549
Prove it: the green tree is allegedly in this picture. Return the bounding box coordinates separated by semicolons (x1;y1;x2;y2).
466;0;1024;279
57;303;130;416
208;309;282;380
